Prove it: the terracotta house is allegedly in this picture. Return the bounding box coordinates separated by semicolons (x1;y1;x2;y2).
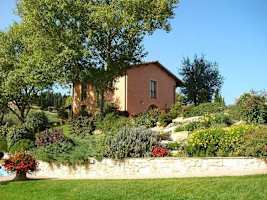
72;61;182;116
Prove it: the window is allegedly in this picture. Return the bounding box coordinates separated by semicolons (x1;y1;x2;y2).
81;83;87;101
149;80;157;98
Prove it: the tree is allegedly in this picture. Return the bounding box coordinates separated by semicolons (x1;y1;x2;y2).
237;92;267;124
18;0;179;115
213;90;225;106
179;56;223;105
0;24;54;122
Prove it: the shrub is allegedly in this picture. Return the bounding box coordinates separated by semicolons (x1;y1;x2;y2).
0;125;9;137
175;113;232;132
57;108;69;120
34;142;74;163
134;109;160;128
166;142;181;151
0;136;7;152
7;126;34;149
151;146;169;157
9;139;34;153
232;126;267;157
186;125;256;157
34;129;75;163
158;112;173;127
35;129;71;147
226;105;242;121
105;127;159;159
184;102;225;117
3;152;38;176
95;113;132;136
3;113;21;127
237;92;267;124
103;102;118;115
169;101;182;119
25;111;49;133
70;116;95;137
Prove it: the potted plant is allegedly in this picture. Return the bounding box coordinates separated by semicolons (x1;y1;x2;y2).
3;152;38;181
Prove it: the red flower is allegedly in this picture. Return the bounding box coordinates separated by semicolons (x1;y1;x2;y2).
3;153;38;175
151;146;169;157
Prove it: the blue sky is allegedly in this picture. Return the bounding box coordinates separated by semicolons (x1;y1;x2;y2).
1;0;266;104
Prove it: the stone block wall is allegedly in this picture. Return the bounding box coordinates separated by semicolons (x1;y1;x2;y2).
32;157;267;179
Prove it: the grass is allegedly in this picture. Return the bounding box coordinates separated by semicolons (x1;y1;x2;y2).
0;175;266;200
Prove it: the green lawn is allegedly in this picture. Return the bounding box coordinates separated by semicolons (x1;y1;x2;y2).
0;175;266;200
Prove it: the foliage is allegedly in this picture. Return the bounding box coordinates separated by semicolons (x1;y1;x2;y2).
183;102;225;117
70;116;95;138
231;126;267;157
95;113;132;136
0;136;7;152
9;139;34;153
213;90;225;106
151;146;169;157
105;127;159;159
134;109;160;128
180;55;223;105
18;0;178;114
3;152;38;175
236;92;267;124
158;112;173;127
0;92;8;125
7;126;34;149
34;129;75;163
0;125;9;137
166;142;181;151
25;111;49;133
0;24;55;123
176;113;232;132
34;142;74;163
169;101;182;119
57;108;69;120
35;129;71;147
187;125;256;157
3;112;21;127
33;91;69;110
226;105;242;121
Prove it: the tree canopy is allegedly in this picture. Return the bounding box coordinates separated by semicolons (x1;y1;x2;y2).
180;55;223;105
17;0;179;113
0;24;55;122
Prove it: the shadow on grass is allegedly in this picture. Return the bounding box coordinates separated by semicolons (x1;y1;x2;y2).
0;177;54;185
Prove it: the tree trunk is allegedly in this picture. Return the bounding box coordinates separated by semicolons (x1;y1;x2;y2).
71;82;74;119
100;90;105;116
14;172;27;181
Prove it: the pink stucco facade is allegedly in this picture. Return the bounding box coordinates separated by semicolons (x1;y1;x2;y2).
125;63;178;115
72;62;181;116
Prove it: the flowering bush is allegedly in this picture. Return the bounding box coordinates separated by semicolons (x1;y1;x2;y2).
105;127;159;159
134;109;160;128
187;124;256;157
151;146;169;157
35;129;69;147
3;153;38;177
237;92;267;124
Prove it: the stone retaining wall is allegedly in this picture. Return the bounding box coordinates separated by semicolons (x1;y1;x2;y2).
32;157;267;179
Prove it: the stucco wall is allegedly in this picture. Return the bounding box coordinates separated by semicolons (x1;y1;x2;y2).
113;75;127;111
32;158;267;179
126;63;176;115
72;82;98;115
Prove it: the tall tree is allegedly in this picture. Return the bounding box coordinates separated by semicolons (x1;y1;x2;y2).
18;0;179;114
180;56;223;105
0;24;54;122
